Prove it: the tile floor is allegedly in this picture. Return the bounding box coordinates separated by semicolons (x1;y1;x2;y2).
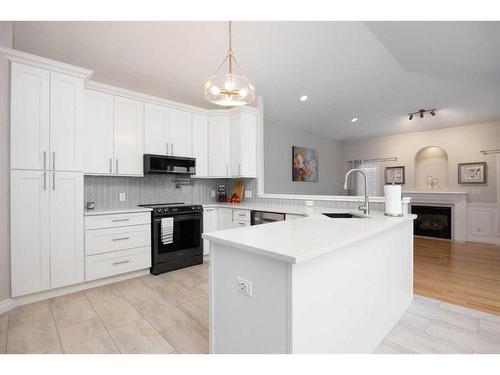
1;259;500;354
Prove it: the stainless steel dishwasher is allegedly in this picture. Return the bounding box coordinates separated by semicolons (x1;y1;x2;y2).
250;210;286;225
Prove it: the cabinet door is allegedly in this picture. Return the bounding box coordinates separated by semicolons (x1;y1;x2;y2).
10;170;50;296
10;63;50;170
144;103;169;155
218;208;234;230
208;115;231;177
50;73;84;171
203;207;218;255
168;108;192;157
192;114;208;177
230;110;257;177
114;96;144;176
83;90;114;174
50;171;84;289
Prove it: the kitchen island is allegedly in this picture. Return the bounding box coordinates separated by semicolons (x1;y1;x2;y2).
203;212;416;353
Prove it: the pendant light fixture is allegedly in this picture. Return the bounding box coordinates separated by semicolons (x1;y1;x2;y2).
204;21;255;106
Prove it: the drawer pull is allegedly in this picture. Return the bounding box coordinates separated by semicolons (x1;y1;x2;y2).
112;236;130;241
112;260;130;266
238;213;247;217
112;218;130;222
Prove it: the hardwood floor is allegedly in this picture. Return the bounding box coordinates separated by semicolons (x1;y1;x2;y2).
414;237;500;315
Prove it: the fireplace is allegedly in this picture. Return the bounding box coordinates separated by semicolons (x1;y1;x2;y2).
411;205;452;239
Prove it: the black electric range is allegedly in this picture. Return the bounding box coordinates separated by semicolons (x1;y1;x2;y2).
138;203;203;275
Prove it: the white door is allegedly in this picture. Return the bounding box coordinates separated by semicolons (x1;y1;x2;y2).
208;115;231;177
203;207;218;254
168;108;192;157
10;170;50;297
218;208;234;230
50;171;84;289
144;103;169;155
192;114;208;177
49;72;84;171
10;62;50;170
83;90;114;174
114;96;144;176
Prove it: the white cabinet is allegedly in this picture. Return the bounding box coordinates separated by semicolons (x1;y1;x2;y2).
83;90;114;174
11;62;84;172
10;63;50;170
217;208;234;230
49;171;84;289
286;214;305;220
169;108;192;157
192;114;209;177
11;170;84;296
144;104;192;157
50;73;84;171
10;170;50;296
114;96;144;175
203;207;218;254
208;115;231;177
230;109;257;177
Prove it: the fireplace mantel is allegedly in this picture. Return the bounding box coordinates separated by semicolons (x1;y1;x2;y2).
403;190;468;241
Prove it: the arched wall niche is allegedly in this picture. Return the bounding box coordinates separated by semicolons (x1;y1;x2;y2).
414;146;449;189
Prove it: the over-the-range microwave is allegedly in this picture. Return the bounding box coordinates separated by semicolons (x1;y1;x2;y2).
143;154;196;174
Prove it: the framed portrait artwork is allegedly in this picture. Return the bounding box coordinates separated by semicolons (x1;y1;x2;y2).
458;162;487;184
292;146;318;182
385;166;405;185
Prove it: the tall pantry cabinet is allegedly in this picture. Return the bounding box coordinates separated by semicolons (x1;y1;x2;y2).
8;57;92;297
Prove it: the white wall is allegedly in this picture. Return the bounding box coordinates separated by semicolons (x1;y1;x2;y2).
342;121;500;203
0;22;13;302
264;123;345;195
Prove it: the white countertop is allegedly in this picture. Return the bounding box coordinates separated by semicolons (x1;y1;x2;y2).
84;206;153;216
203;211;416;264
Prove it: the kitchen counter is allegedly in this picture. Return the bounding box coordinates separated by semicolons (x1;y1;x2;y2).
84;206;153;216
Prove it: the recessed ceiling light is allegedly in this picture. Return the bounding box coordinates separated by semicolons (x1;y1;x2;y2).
351;118;358;123
299;95;308;102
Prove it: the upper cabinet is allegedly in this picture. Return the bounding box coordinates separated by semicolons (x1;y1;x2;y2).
208;115;231;177
230;109;258;178
83;90;114;174
192;114;209;177
11;62;84;172
114;96;144;176
144;104;193;157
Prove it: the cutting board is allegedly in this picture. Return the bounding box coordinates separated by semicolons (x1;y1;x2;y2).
232;180;245;202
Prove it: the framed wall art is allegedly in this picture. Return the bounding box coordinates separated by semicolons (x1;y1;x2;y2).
458;162;487;184
385;166;405;185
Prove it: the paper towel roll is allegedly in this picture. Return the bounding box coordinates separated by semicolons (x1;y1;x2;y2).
384;184;403;216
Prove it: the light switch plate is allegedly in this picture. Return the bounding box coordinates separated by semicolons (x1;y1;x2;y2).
305;200;314;207
211;190;216;198
119;193;126;202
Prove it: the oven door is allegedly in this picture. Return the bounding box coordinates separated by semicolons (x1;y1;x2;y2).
152;213;203;263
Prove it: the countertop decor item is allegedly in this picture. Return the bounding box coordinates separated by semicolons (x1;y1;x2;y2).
385;166;405;185
426;176;433;189
458;162;487;184
292;146;318;182
384;184;403;217
204;21;255;106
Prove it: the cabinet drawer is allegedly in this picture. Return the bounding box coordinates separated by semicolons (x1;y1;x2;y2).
286;214;305;220
85;224;151;256
85;246;151;281
233;209;250;222
85;212;150;230
234;220;250;227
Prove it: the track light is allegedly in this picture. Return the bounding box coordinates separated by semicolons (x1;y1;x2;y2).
407;108;437;121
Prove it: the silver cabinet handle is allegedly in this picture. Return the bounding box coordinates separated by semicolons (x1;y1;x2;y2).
52;172;55;190
43;171;46;190
166;143;169;155
109;159;113;173
226;165;229;176
171;143;174;155
116;159;119;174
43;151;47;170
112;260;130;266
52;152;56;170
112;236;130;241
112;218;130;222
239;163;241;175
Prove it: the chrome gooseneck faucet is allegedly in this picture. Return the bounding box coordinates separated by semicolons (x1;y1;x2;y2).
343;169;370;215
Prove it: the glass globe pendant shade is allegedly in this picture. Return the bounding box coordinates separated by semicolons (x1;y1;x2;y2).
204;73;255;106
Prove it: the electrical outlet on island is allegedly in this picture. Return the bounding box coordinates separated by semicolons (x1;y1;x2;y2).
236;276;252;297
245;190;252;198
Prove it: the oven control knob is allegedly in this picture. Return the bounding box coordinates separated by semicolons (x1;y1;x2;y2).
197;206;202;210
156;208;162;214
163;208;169;213
191;206;195;210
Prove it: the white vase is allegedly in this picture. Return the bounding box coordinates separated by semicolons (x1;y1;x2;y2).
426;176;433;189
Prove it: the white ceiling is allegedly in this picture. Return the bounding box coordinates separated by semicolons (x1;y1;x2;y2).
12;21;500;141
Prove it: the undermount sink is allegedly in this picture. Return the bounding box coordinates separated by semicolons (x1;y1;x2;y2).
322;213;367;219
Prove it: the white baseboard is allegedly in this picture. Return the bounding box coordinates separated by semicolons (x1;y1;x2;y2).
0;298;16;315
467;235;500;246
1;268;150;315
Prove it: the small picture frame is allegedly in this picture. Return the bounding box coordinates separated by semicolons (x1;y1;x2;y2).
458;162;487;184
385;166;405;185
